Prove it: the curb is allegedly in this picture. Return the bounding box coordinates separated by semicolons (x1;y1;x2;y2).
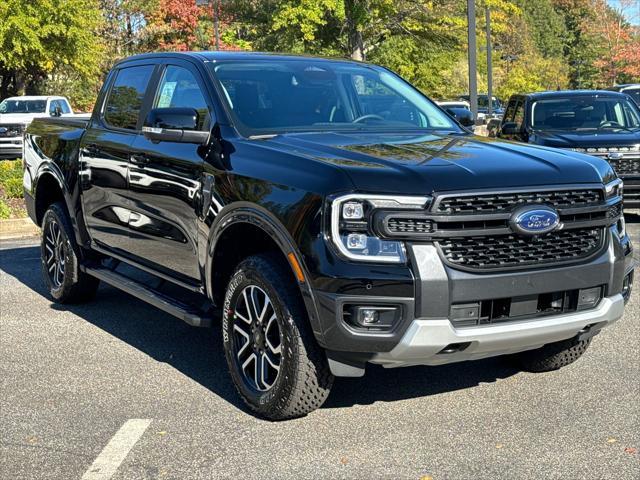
0;218;40;240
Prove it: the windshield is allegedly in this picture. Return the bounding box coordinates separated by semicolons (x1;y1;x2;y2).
209;60;459;136
0;99;46;114
531;96;640;131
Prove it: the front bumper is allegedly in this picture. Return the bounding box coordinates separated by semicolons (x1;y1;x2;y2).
370;294;624;367
312;228;634;375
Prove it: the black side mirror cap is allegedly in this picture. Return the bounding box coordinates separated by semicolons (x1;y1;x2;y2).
445;107;475;127
143;107;210;144
500;121;519;135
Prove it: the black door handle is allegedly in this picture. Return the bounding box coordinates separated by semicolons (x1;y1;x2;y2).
130;154;149;166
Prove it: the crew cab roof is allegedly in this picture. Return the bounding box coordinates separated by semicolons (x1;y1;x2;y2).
516;90;630;100
114;51;365;67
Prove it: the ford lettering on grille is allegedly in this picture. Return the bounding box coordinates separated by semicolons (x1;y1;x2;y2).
510;206;560;236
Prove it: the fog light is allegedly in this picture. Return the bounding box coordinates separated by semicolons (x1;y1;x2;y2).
360;309;379;325
346;305;401;330
346;233;367;250
577;286;603;311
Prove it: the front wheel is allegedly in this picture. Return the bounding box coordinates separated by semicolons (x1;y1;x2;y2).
514;336;592;372
222;254;333;420
41;202;99;303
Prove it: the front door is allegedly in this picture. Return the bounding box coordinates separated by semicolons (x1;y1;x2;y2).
126;61;213;282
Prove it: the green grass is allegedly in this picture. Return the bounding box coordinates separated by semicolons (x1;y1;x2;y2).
0;199;10;219
0;159;26;218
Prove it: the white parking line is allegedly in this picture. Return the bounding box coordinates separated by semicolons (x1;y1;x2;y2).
81;419;152;480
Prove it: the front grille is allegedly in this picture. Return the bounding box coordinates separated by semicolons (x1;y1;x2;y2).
607;156;640;176
436;189;602;215
573;146;640;176
437;227;604;270
450;286;604;328
386;217;433;235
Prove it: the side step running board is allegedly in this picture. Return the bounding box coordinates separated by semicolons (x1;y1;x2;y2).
83;266;212;328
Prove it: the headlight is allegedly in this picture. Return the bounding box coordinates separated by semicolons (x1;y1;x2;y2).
330;194;431;263
605;179;623;200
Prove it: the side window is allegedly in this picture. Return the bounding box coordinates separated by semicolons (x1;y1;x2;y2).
60;100;72;114
155;66;210;130
513;100;525;129
48;101;58;115
104;65;154;130
503;99;517;123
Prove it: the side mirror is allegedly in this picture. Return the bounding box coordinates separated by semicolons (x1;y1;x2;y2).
500;121;519;135
51;105;62;117
446;107;475;128
142;107;210;144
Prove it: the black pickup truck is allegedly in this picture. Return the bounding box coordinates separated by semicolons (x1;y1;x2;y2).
497;90;640;208
23;52;634;420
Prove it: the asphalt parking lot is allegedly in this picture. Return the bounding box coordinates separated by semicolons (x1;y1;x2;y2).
1;215;639;480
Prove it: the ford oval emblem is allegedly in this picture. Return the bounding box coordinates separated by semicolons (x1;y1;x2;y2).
510;206;560;236
0;127;7;134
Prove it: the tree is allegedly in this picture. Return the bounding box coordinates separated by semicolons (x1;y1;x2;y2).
145;0;202;51
0;0;103;98
587;0;640;85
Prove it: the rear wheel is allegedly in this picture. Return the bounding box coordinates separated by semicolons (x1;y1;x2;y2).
514;337;592;372
41;202;99;303
222;254;333;420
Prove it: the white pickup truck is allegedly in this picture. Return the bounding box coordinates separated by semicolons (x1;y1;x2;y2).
0;96;74;159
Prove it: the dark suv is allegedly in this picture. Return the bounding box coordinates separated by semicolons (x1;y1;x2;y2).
497;90;640;208
23;53;634;420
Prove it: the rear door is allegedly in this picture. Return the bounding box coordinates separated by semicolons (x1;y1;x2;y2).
125;60;213;283
79;63;157;255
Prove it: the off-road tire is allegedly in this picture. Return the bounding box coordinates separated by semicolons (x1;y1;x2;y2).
41;202;100;303
222;253;333;420
515;337;592;372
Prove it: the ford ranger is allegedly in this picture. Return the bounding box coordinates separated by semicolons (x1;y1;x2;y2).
23;53;635;420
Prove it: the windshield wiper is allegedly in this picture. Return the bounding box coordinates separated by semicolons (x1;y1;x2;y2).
598;124;636;133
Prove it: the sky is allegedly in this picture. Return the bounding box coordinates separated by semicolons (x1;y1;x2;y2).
607;0;640;25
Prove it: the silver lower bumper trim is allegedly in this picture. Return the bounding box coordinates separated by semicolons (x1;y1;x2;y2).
371;294;625;368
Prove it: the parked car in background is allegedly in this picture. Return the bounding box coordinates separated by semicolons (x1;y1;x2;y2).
458;94;504;120
0;96;73;159
497;90;640;208
23;52;634;420
436;100;475;129
607;84;640;107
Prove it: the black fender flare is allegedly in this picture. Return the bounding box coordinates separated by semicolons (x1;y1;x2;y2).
206;203;325;345
33;163;83;231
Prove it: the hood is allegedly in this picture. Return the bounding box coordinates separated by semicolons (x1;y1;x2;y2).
530;129;640;149
0;113;47;125
261;131;614;195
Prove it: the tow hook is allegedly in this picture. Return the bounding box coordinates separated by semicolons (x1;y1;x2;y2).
576;322;605;342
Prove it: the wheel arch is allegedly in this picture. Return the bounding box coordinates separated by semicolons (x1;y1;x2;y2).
34;168;68;226
207;204;325;344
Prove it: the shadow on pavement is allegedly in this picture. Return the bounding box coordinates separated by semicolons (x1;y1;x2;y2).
1;245;520;414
